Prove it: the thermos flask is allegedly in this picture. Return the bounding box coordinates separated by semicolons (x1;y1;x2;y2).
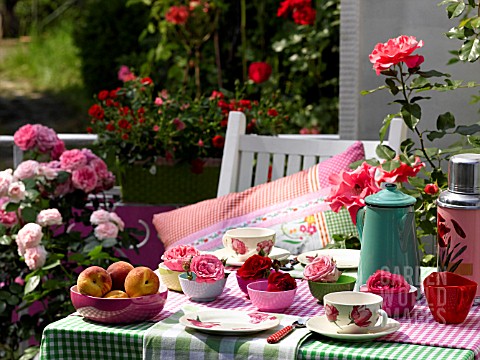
437;154;480;301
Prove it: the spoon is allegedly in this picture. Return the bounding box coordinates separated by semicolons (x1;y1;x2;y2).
267;319;306;344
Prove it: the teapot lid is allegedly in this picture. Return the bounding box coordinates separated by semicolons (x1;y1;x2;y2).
365;183;416;207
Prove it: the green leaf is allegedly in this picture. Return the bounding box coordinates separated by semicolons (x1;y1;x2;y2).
0;300;6;314
379;69;398;77
456;123;480;135
9;283;22;294
0;290;10;300
87;244;103;256
385;78;399;95
382;159;401;171
468;135;480;147
401;103;421;130
6;295;19;306
409;76;429;89
460;38;480;62
437;112;456;130
42;260;61;270
408;176;426;188
21;207;38;223
5;202;19;212
446;1;466;18
427;131;446;141
446;26;466;39
417;69;450;78
0;234;11;245
102;238;117;248
410;96;430;103
376;144;396;160
24;275;41;295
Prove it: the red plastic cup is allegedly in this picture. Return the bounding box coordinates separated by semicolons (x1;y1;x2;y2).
423;272;477;324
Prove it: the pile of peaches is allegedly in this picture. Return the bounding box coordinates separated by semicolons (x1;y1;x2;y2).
77;261;160;298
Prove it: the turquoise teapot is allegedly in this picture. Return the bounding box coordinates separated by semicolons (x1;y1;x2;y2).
355;183;420;290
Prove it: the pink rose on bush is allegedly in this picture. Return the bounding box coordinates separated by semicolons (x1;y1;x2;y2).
36;164;58;180
303;255;341;283
232;238;247;255
17;223;43;251
60;149;88;171
90;209;111;225
71;166;98;193
8;182;26;203
162;244;200;271
94;222;119;240
369;35;424;75
0;197;17;228
14;160;40;180
24;245;47;270
325;304;339;322
0;169;13;197
350;305;372;327
36;125;58;152
13;124;37;151
189;254;225;283
37;209;63;227
50;139;66;160
366;270;410;293
109;212;125;231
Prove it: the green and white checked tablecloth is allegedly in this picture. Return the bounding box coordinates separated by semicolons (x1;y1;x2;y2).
40;314;474;360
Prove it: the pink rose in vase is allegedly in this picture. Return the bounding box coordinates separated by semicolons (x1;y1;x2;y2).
303;255;341;283
366;270;410;293
232;238;247;255
162;244;200;272
189;254;224;283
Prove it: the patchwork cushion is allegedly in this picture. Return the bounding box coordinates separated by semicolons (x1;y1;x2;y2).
153;141;365;255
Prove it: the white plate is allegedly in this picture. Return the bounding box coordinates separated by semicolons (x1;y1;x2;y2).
212;246;291;267
179;309;280;335
306;315;400;342
297;249;360;269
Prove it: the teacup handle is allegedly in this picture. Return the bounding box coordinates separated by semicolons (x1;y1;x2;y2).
372;309;388;331
222;234;230;248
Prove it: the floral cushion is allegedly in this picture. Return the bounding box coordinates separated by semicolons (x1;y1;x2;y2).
152;141;365;255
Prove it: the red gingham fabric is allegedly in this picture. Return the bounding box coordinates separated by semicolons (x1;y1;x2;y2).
153;142;365;249
155;274;480;357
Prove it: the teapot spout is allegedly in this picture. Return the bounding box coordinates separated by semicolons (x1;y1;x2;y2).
355;207;366;243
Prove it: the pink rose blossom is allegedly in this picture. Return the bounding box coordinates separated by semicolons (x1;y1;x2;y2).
14;277;25;286
36;125;58;152
36;164;58;180
17;223;43;249
90;209;111;225
102;172;116;191
24;245;47;270
369;35;424;75
94;222;119;240
8;182;26;203
326;162;382;224
71;166;98;193
13;124;37;151
173;118;186;131
81;148;99;162
0;169;13;197
232;238;247;255
37;209;63;227
60;149;88;171
154;97;164;106
366;270;410;293
14;160;40;180
303;255;341;282
50;139;66;160
189;254;225;283
0;197;17;228
109;212;125;231
162;244;201;272
53;176;72;197
118;65;135;82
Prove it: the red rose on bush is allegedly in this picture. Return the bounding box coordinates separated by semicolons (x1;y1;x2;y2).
267;271;297;292
237;254;272;280
212;135;225;148
424;183;439;195
248;62;272;84
165;5;189;25
292;6;316;25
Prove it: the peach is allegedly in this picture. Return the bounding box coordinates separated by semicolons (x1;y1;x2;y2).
124;266;160;297
103;290;129;299
107;261;134;291
77;266;112;297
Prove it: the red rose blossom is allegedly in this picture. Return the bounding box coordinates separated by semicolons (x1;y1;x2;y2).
98;90;109;101
88;104;105;120
267;271;297;292
212;135;225;148
292;5;316;25
267;108;279;117
424;183;439;195
237;254;272;280
165;5;189;25
248;62;272;84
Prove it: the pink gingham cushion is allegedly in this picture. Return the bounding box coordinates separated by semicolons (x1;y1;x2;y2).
153;141;365;255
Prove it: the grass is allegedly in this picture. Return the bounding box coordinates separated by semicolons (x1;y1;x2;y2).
0;21;91;120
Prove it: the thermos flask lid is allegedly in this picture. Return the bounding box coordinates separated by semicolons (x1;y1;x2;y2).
448;154;480;194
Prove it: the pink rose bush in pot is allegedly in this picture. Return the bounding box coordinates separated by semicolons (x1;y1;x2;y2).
304;255;356;303
0;124;141;358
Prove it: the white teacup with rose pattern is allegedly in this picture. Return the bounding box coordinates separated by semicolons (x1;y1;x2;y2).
323;291;389;334
222;227;276;262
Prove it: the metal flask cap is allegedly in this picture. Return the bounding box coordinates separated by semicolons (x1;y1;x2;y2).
448;154;480;194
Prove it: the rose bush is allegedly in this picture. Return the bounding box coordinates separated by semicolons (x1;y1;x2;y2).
0;124;140;359
366;270;410;294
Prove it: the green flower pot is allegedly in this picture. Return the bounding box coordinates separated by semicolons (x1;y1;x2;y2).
308;275;356;304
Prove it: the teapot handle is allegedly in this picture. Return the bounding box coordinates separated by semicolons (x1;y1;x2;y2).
355;207;366;243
